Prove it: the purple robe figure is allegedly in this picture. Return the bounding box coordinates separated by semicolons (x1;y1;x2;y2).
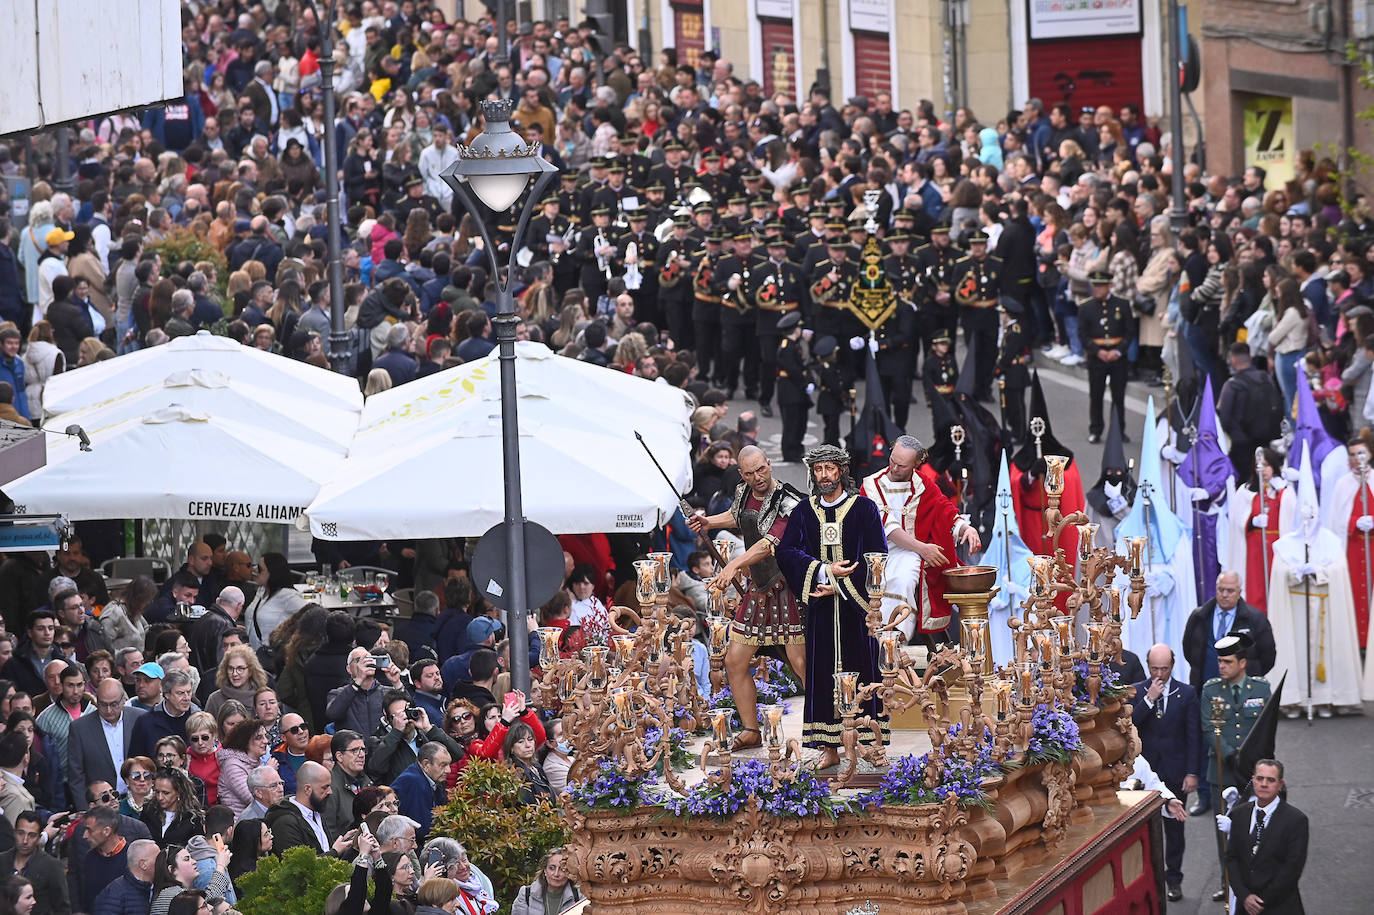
776;448;890;753
1178;377;1235;602
1290;361;1342;501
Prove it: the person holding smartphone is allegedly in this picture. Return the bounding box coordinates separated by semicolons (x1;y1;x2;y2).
365;691;463;783
325;648;388;736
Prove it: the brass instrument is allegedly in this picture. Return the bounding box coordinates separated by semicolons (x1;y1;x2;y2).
594;228;613;281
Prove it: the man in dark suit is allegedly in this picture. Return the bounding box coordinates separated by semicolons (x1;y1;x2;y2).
1224;759;1307;915
1182;570;1276;812
68;679;146;810
392;741;451;845
1131;644;1202;902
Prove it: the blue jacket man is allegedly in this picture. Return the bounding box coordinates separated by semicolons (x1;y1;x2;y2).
391;745;452;844
1130;645;1202;898
0;329;29;420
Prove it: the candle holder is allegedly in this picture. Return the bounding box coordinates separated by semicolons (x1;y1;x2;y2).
961;618;989;669
583;646;609;692
612;633;638;668
1050;615;1075;653
864;552;887;595
634;559;659;605
536;626;563;668
1077;522;1099;560
878;631;903;675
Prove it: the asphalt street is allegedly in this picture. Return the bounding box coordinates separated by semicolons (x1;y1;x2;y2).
718;349;1374;912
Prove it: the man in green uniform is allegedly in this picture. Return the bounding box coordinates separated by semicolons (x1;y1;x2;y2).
1201;632;1271;902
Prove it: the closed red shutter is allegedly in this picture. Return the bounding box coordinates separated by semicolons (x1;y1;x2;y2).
1026;35;1144;114
853;31;891;100
673;2;706;71
760;19;795;99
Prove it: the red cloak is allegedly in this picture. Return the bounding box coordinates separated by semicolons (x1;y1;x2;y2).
913;464;962;633
1009;461;1085;612
1344;484;1374;647
1244;489;1282;614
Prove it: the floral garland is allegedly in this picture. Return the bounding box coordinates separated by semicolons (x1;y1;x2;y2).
1018;704;1084;766
566;760;668;812
1070;658;1127;706
857;725;1000;811
643;726;694;770
665;758;847;820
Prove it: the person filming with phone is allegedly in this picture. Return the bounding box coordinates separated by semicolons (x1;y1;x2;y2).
326;647;392;736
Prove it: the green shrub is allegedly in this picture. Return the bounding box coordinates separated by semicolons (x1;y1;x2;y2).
148;227;228;286
430;759;571;911
235;845;354;915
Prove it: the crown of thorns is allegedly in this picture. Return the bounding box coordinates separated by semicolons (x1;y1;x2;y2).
803;444;851;467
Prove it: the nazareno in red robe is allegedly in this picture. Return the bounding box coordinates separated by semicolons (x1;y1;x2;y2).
1244;488;1282;614
1009;460;1085;613
912;463;961;633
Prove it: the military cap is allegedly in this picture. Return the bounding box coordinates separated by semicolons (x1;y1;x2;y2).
930;222;951;235
728;195;748;206
590;205;612;216
966;229;990;243
692;201;715;215
703;149;723;161
646;181;667;192
1088;270;1113;285
672;213;691;226
930;330;952;345
813;334;837;357
1216;632;1254;658
777;311;802;331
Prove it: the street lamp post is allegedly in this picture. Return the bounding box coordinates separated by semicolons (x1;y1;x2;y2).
320;0;353;375
441;99;558;696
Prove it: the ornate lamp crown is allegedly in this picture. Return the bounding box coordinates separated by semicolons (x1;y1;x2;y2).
458;99;542;160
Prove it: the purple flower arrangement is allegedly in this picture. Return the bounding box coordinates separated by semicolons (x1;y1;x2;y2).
666;758;846;820
1018;704;1083;766
857;724;999;811
643;726;694;770
707;684;792;729
566;760;667;812
1070;658;1126;706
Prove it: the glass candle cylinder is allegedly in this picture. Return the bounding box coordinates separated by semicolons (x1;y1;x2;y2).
634;560;659;605
612;633;637;667
878;631;903;674
558;666;579;701
1032;629;1059;669
961;618;989;666
1050;614;1074;652
1044;455;1068;495
649;551;674;594
1085;622;1106;662
1016;662;1037;706
991;678;1013;721
864;552;887;594
1078;522;1099;558
611;688;635;729
706;616;731;659
537;627;563;669
762;704;785;747
835;671;861;716
709;708;731;743
583;646;609;691
1128;537;1144;574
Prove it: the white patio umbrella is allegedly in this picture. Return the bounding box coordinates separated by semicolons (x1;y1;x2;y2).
47;368;359;451
306;342;693;539
6;406;347;522
41;330;362;417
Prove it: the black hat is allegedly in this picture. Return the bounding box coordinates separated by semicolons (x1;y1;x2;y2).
813;335;837;357
777;311;802;330
1088;270;1113;285
692;202;715;215
706;230;726;243
892;209;915;222
732;230;752;241
561;171;580;181
403;173;423;188
590;205;611;216
791;182;813;195
998;294;1023;315
742;170;763;181
663;140;685;152
1215;632;1254;659
847;219;868;232
284;137;304;149
1011;371;1074;472
807;207;827;219
540;194;560;206
727;195;747;206
886;231;911;243
765;220;787;232
930;330;951;345
590;156;609;168
607;162;626;173
627;208;648;221
672;214;691;226
930;223;951;235
703;149;723;161
967;230;990;243
749;197;770;208
646;181;667;192
824;220;847;232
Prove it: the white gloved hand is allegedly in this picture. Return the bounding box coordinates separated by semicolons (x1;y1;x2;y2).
1292;563;1318;579
1103;481;1122;500
868;337;879;354
1252;513;1268;529
1282;465;1301;482
849;336;865;351
1215;814;1232;836
1190;487;1211;502
728;274;741;290
1107;494;1129;515
1160;444;1186;464
806;383;816;395
1357;515;1374;532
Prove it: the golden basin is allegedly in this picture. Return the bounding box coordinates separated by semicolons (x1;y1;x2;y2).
943;565;998;593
